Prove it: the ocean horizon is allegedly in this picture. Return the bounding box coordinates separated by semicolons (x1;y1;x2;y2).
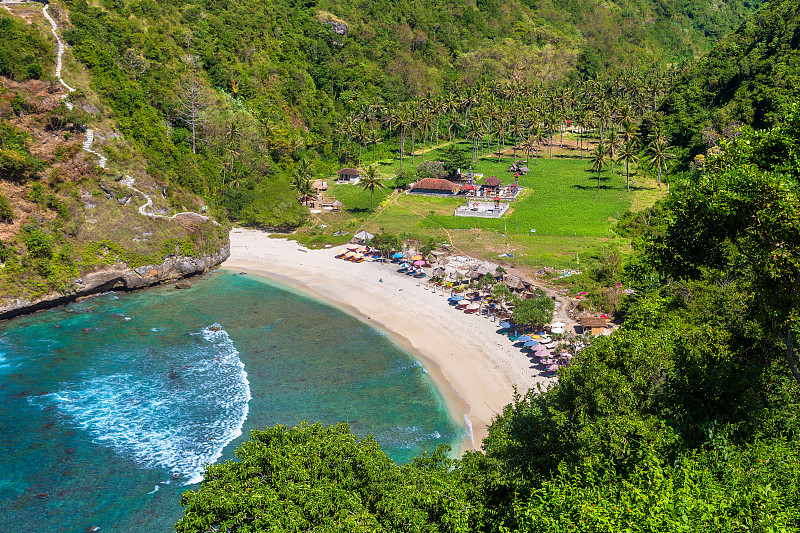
0;270;465;532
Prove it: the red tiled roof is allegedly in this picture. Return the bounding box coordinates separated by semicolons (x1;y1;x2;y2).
412;178;459;192
484;176;501;187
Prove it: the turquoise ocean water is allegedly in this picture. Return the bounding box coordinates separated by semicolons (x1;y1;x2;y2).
0;271;465;532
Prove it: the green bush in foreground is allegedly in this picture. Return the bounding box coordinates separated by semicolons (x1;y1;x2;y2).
176;422;476;533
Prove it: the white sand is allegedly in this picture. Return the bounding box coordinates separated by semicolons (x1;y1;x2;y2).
222;229;555;451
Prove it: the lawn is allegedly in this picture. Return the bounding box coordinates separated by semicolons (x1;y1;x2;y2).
300;140;665;269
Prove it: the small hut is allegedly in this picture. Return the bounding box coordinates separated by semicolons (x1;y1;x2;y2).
337;168;361;183
579;316;608;335
331;200;343;212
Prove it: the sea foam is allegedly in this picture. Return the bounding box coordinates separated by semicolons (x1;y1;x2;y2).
31;323;250;485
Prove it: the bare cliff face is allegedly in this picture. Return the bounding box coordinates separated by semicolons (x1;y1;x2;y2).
0;241;230;320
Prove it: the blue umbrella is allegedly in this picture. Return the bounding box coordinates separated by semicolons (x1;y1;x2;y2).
517;335;533;342
524;340;540;347
449;295;465;302
499;322;513;329
399;262;410;268
392;252;403;258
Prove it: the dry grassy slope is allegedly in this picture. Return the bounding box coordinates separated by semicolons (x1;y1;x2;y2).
0;5;228;311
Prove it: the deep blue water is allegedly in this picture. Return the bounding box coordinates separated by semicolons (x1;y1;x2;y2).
0;271;464;532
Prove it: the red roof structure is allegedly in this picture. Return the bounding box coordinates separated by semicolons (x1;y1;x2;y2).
411;178;460;193
337;168;360;176
484;176;501;187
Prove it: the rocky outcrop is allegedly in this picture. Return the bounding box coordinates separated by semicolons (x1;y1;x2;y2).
322;19;347;35
0;244;230;320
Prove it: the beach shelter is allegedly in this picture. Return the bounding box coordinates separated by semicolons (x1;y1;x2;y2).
546;364;560;372
353;230;374;243
413;260;425;266
517;335;533;342
392;252;404;259
448;294;465;302
524;340;539;347
411;255;423;261
499;322;513;329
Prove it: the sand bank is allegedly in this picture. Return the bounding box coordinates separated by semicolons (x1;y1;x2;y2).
222;229;554;450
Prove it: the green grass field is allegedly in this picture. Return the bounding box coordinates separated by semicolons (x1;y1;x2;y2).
302;140;664;269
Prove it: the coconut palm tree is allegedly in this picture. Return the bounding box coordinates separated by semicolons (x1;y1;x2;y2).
360;165;385;214
617;139;639;192
355;121;370;168
648;137;674;191
529;123;544;165
590;142;607;190
606;128;620;175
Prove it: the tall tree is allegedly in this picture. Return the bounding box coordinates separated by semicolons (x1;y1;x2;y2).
360;165;385;214
648;137;674;191
617;139;639;192
175;58;210;154
590;142;607;190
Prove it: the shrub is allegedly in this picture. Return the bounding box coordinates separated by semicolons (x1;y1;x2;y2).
0;194;13;223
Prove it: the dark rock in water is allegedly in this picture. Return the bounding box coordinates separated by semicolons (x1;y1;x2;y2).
175;280;192;289
208;325;220;332
36;492;50;499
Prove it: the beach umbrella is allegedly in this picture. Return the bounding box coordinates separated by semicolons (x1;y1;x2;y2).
551;321;566;328
411;255;423;260
499;322;513;329
550;327;565;334
347;244;359;251
392;252;403;258
413;260;425;266
517;335;533;342
546;364;560;372
399;262;410;269
449;294;465;302
524;340;539;347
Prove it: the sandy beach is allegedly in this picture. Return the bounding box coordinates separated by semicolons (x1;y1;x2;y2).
222;229;556;450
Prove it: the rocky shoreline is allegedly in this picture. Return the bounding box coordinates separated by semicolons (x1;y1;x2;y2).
0;245;230;321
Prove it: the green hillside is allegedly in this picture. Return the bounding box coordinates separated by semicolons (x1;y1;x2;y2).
657;0;800;164
54;0;762;227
